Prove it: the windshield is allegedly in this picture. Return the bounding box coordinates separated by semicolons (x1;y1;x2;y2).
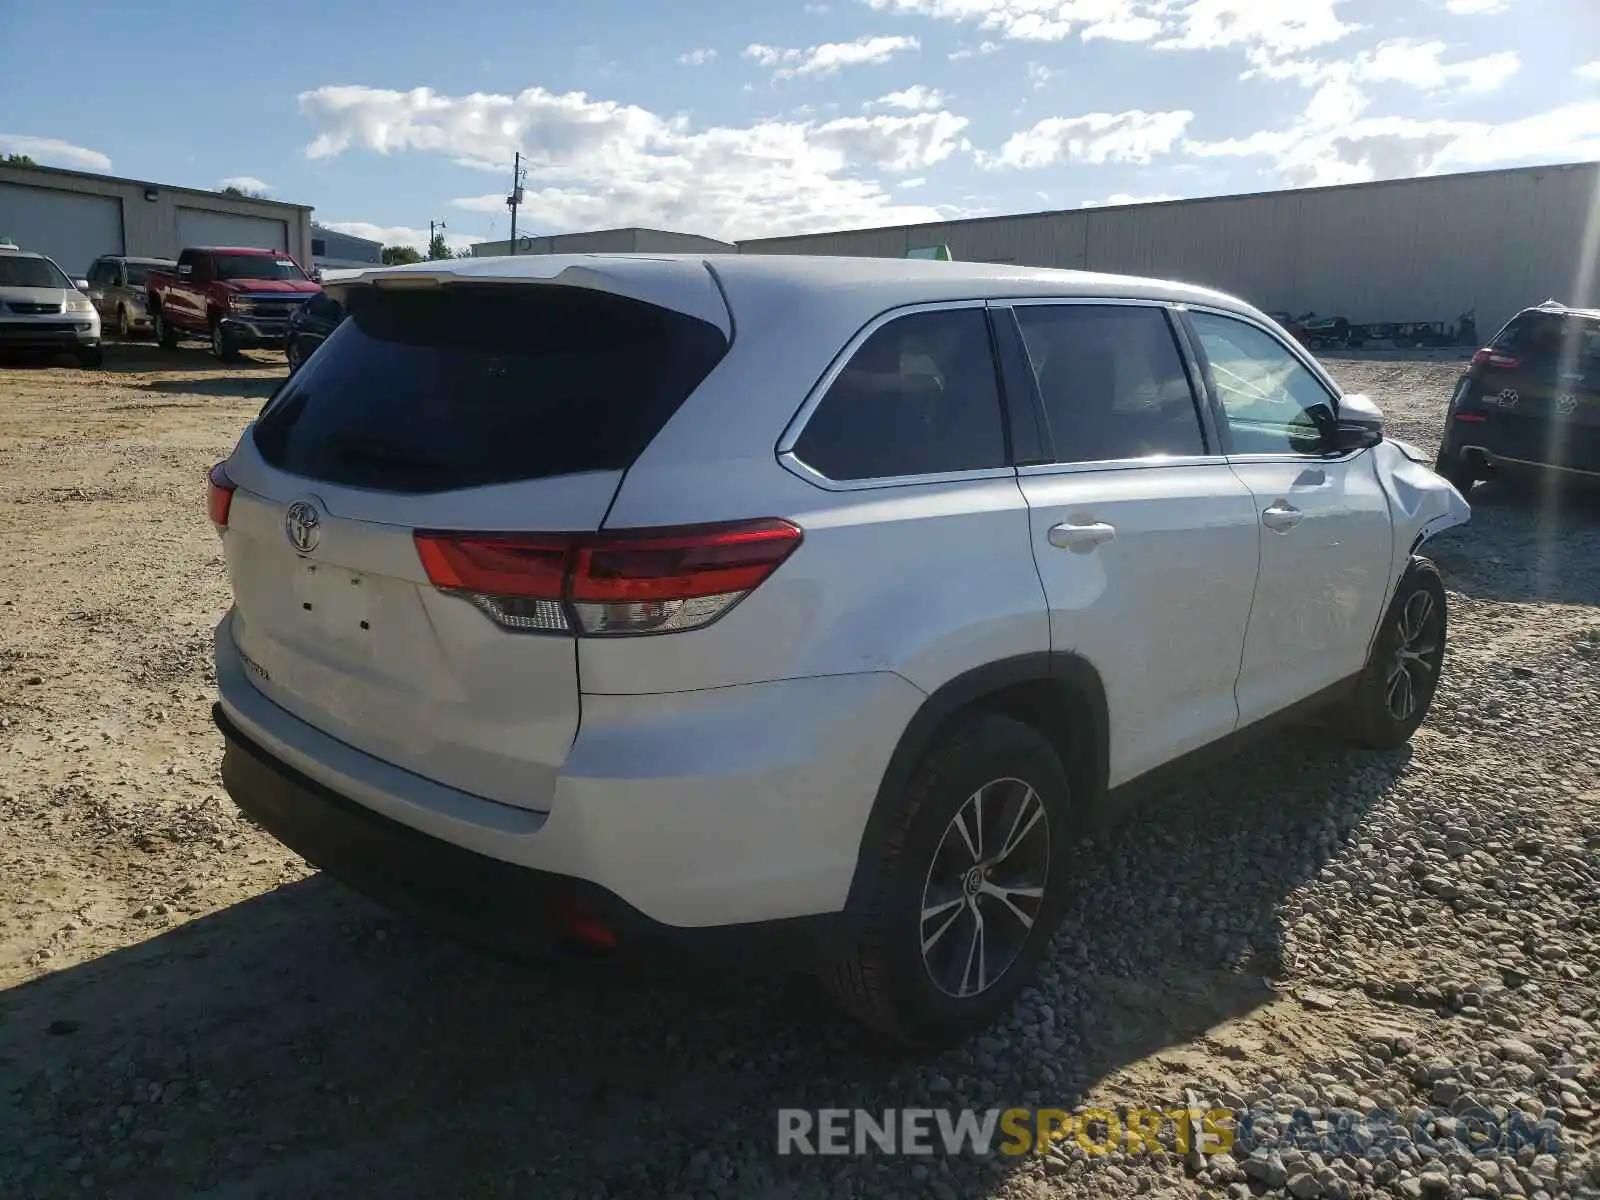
0;255;72;289
124;262;167;287
212;254;306;282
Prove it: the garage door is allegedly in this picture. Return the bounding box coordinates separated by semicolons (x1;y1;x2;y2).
0;183;125;278
176;207;288;252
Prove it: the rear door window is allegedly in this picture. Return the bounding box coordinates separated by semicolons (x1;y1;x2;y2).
1014;304;1207;463
791;307;1008;482
252;284;728;493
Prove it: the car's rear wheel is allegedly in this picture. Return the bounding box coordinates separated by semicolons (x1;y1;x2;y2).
115;306;130;340
1336;557;1447;750
824;713;1071;1048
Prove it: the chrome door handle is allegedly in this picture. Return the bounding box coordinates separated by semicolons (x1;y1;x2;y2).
1262;503;1303;532
1048;521;1116;550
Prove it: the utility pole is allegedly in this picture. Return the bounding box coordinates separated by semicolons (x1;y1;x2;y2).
506;152;523;256
428;219;447;259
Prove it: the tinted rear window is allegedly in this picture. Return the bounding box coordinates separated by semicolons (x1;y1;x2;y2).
1494;311;1600;367
253;285;728;492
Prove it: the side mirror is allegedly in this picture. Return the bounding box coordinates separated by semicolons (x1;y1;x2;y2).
1329;392;1384;452
74;279;89;291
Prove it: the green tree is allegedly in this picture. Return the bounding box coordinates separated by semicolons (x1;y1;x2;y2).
427;232;454;261
382;244;425;266
219;184;267;199
3;154;37;166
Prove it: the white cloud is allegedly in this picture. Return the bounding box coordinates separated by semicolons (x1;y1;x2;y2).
866;0;1351;52
744;34;919;78
300;83;959;239
1026;62;1055;88
320;221;481;255
1083;192;1180;206
872;84;948;110
901;176;928;188
1442;0;1509;13
1157;0;1359;55
1355;39;1521;93
1186;100;1600;187
1578;61;1600;82
868;0;1166;44
0;134;111;172
219;175;273;194
948;40;1001;59
813;111;971;169
991;108;1194;167
678;48;718;66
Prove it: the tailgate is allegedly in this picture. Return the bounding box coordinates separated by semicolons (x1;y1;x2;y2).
221;452;620;811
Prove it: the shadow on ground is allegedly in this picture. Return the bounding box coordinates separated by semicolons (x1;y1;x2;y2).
0;733;1414;1199
138;376;281;400
1429;478;1600;607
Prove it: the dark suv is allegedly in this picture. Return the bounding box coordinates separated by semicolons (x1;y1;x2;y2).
1436;301;1600;491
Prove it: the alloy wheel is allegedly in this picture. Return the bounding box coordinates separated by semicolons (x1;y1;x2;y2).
1385;588;1442;721
919;777;1050;999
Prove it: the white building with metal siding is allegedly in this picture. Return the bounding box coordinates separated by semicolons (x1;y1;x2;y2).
470;227;736;257
0;162;315;279
737;161;1600;336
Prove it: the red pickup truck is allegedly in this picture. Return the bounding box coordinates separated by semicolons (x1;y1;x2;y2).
146;246;321;360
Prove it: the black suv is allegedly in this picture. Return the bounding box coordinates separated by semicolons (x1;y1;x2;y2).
1436;301;1600;492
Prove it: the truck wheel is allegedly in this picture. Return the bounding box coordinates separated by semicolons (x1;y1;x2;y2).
210;320;241;363
824;713;1071;1049
154;309;177;349
1334;558;1447;751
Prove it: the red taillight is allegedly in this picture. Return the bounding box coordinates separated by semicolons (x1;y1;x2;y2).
207;462;235;527
1453;412;1488;423
413;519;802;636
1471;348;1522;370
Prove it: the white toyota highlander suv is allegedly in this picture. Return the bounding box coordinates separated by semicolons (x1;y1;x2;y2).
209;254;1471;1047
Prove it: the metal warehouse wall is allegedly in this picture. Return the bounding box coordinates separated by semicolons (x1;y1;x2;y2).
472;228;736;256
738;162;1600;335
0;163;315;271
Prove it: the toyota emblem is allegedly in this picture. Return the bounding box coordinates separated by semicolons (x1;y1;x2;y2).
285;500;322;555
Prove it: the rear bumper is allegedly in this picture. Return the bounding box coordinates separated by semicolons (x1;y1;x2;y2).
215;703;850;968
1445;411;1600;478
213;613;922;959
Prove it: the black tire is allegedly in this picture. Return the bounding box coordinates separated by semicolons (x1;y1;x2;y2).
285;337;303;374
115;306;130;340
1335;558;1447;750
824;713;1072;1049
154;308;177;349
1434;444;1477;493
210;319;240;363
76;345;103;369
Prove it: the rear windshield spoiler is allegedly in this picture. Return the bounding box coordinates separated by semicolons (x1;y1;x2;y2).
323;257;733;339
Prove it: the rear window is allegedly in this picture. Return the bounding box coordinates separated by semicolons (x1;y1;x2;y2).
1493;311;1600;366
253;284;728;493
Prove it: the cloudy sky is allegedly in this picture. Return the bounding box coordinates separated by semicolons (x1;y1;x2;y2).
1;0;1597;252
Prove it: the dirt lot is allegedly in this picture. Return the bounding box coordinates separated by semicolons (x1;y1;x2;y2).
1;344;1598;1200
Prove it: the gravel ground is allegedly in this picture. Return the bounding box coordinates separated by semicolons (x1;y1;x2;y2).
1;343;1598;1200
